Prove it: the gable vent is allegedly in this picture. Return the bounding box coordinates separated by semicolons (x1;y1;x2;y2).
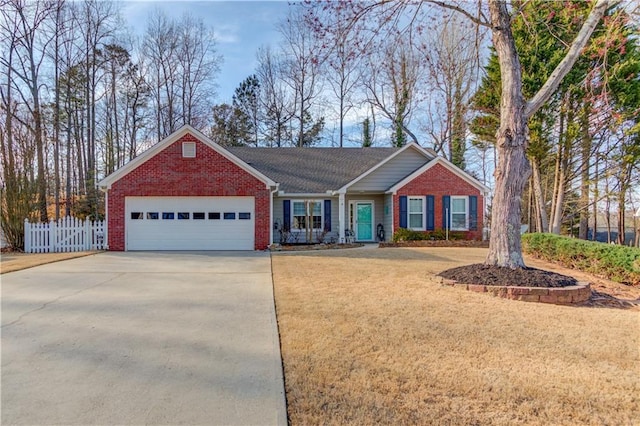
182;142;196;158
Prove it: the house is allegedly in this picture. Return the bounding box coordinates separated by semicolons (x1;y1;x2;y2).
98;125;489;251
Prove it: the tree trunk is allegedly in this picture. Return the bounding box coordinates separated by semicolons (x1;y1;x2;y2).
485;1;530;268
531;158;549;232
550;165;566;234
578;103;591;239
592;154;599;240
54;4;61;221
617;192;626;245
604;181;611;243
550;98;571;235
33;89;48;222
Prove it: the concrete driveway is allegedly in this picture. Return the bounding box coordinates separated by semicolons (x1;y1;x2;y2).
1;251;286;425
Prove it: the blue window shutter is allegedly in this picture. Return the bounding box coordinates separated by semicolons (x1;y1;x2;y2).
399;196;408;228
426;195;435;231
324;200;331;231
469;195;478;231
442;195;450;229
283;200;290;231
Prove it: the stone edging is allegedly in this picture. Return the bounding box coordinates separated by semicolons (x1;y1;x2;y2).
440;279;591;304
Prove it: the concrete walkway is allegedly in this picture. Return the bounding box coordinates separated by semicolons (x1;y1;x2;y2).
1;251;287;425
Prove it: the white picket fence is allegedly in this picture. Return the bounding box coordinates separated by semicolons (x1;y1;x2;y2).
24;216;106;253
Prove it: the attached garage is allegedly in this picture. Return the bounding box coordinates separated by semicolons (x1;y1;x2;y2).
99;125;276;251
125;196;255;251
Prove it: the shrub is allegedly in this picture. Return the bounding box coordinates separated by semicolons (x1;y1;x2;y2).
392;228;466;242
393;228;426;242
522;233;640;286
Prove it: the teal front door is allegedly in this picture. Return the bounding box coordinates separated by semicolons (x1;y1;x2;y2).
356;202;373;241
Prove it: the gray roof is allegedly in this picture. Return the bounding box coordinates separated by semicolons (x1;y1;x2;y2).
227;147;399;193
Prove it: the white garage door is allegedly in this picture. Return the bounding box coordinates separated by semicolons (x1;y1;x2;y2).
125;196;255;250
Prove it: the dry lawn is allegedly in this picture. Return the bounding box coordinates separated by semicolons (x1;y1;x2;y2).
272;247;640;425
0;251;98;274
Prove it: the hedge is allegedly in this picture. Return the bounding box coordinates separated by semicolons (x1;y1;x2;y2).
521;233;640;286
392;228;466;242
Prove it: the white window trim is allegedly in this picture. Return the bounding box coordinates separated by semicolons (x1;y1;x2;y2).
291;200;324;232
450;196;469;231
408;196;426;231
182;142;196;158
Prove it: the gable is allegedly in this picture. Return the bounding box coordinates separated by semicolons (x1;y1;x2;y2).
387;157;490;195
348;147;429;192
99;125;275;190
109;135;267;195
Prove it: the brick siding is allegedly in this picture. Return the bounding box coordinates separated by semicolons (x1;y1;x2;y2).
393;163;484;240
106;133;270;250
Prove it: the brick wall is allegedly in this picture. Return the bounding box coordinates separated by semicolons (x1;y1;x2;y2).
393;162;484;240
106;133;270;250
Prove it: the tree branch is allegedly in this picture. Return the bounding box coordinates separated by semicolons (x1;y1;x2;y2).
525;0;611;119
509;0;532;25
427;1;491;28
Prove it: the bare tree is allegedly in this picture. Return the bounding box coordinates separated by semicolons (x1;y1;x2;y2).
142;9;220;141
278;7;324;147
421;15;483;168
306;4;363;147
362;34;422;147
142;9;179;140
0;2;38;248
0;0;58;222
73;0;117;217
177;12;220;129
256;46;294;147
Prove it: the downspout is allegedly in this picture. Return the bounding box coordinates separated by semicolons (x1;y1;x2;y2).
104;191;109;250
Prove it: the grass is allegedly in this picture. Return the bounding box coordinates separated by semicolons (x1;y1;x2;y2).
0;251;97;274
272;247;640;425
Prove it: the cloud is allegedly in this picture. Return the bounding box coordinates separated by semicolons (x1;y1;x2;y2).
214;24;240;44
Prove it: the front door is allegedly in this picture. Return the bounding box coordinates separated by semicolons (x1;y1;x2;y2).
353;202;374;241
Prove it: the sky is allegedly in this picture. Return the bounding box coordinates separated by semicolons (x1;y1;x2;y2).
120;0;290;102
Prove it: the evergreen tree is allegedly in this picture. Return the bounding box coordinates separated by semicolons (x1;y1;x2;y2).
232;75;260;145
362;117;372;147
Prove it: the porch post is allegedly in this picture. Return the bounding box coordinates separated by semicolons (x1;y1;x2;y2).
338;191;346;243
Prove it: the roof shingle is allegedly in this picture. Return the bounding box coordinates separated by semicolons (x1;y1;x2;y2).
227;147;398;193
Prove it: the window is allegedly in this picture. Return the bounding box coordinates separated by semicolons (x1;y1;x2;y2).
131;212;143;220
146;212;159;220
162;212;174;220
292;201;322;230
208;212;221;220
193;212;205;220
408;197;424;230
451;196;468;230
182;142;196;158
178;212;190;220
224;212;236;220
239;212;251;220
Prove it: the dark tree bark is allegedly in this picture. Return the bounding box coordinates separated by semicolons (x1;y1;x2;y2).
485;0;609;267
484;1;529;267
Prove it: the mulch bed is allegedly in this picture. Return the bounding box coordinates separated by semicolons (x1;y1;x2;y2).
381;240;489;248
438;264;578;288
270;243;364;251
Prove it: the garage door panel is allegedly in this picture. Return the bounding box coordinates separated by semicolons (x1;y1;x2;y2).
125;196;255;251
